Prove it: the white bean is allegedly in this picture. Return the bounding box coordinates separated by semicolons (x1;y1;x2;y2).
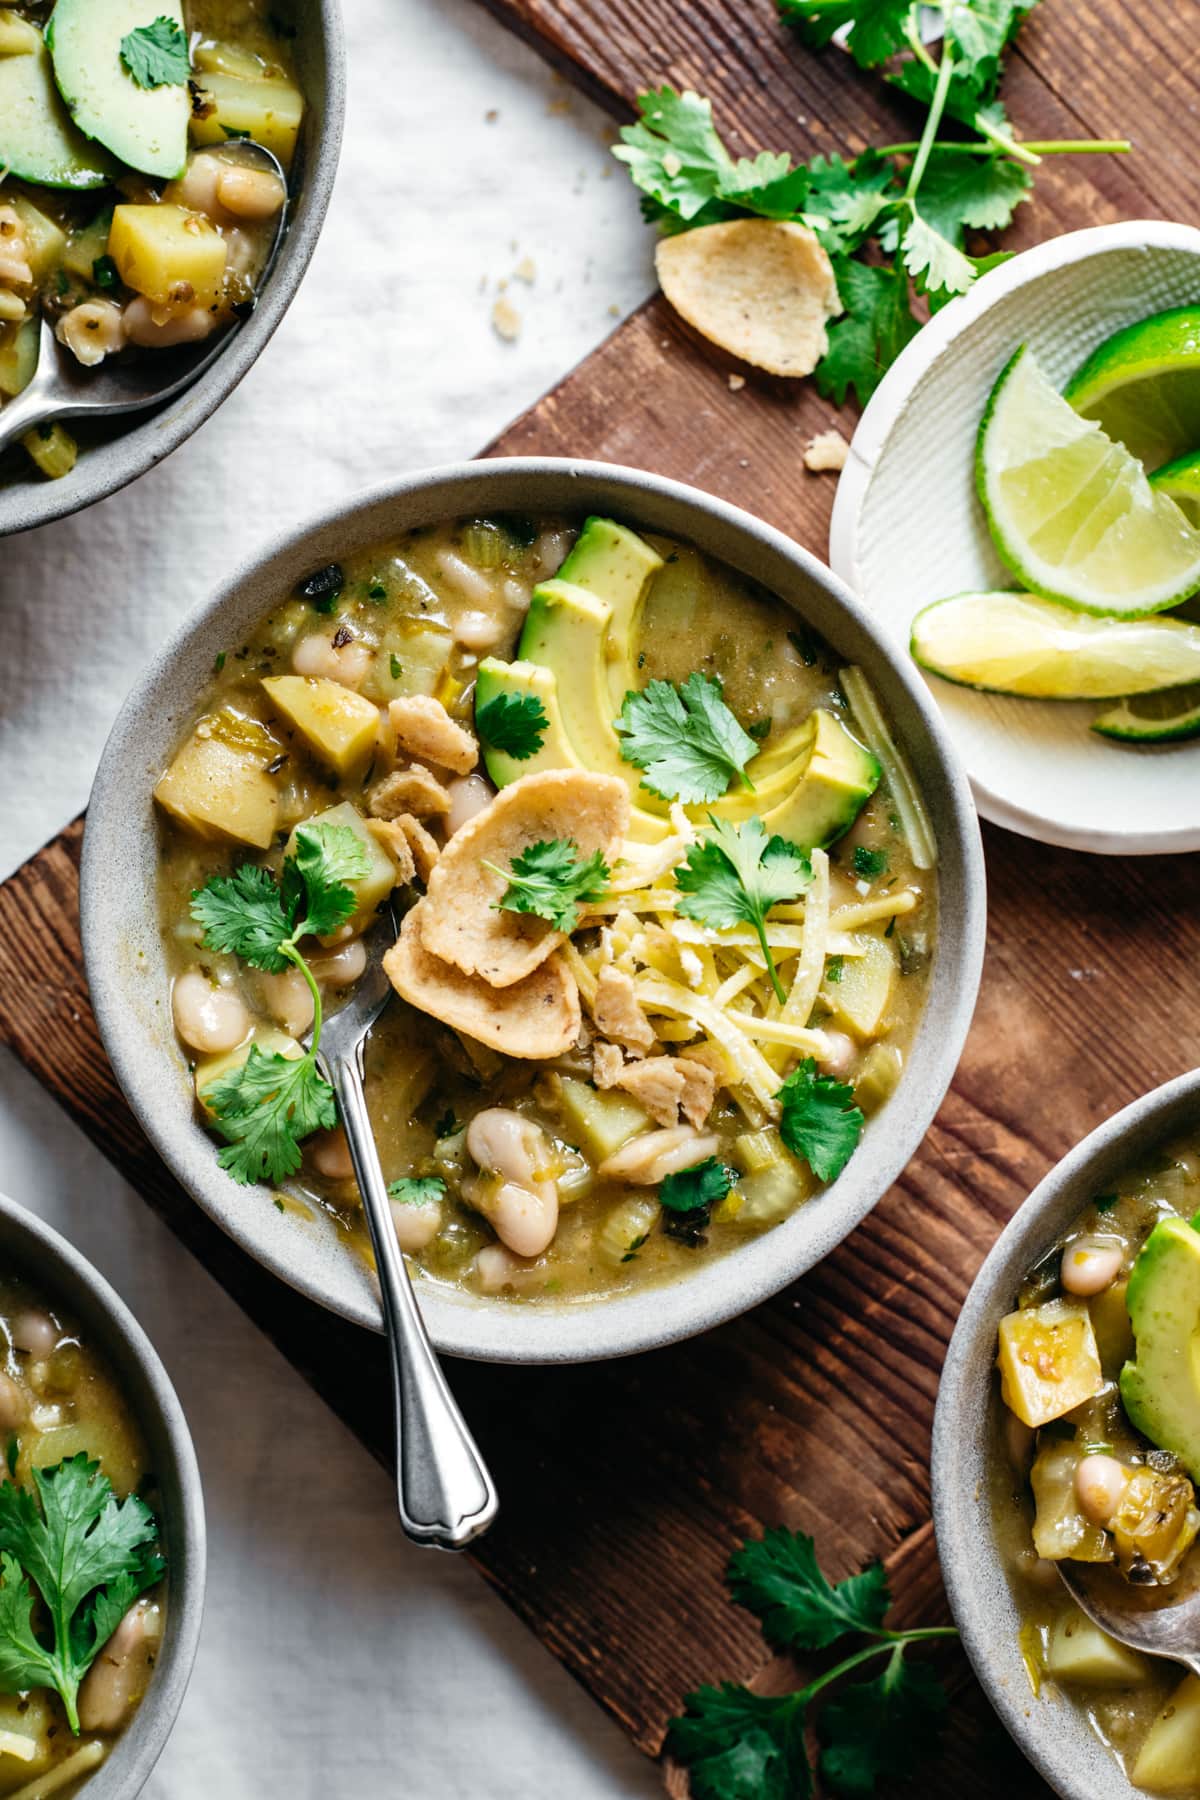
216;164;286;220
453;609;506;652
819;1029;857;1080
123;297;217;348
56;299;125;367
475;1244;526;1294
479;1178;558;1258
0;1374;26;1433
598;1128;721;1185
309;940;368;988
436;548;494;608
445;773;493;837
1075;1454;1130;1526
390;1197;443;1252
78;1600;155;1732
501;576;532;614
1061;1238;1124;1297
311;1128;354;1182
258;967;314;1038
531;528;573;580
166;153;225;215
10;1309;57;1359
172;971;251;1054
291;630;373;689
467;1110;553;1187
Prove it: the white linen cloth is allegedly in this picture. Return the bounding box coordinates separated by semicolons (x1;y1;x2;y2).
0;0;661;1791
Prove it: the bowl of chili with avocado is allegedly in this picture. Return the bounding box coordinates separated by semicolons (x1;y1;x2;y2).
82;459;986;1363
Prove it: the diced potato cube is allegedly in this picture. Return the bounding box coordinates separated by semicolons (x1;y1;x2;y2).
192;38;270;80
824;935;895;1038
1133;1673;1200;1792
558;1076;649;1162
0;1693;53;1775
1045;1607;1148;1687
155;722;280;849
9;196;66;285
1030;1440;1113;1563
286;800;397;936
997;1298;1104;1428
29;1417;144;1499
262;676;380;777
855;1042;903;1114
194;1026;303;1113
109;203;228;309
188;71;305;168
360;619;454;706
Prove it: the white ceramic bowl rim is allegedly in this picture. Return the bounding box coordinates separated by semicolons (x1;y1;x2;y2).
82;458;987;1363
831;218;1200;858
933;1067;1200;1800
0;1190;205;1799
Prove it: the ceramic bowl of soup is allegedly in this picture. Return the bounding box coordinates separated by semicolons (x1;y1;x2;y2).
934;1067;1200;1800
0;0;344;537
82;459;986;1362
0;1190;204;1798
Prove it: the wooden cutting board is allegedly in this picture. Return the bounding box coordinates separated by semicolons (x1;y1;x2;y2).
3;2;1199;1790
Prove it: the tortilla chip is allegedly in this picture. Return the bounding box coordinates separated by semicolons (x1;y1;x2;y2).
656;219;840;378
383;902;581;1059
421;770;629;989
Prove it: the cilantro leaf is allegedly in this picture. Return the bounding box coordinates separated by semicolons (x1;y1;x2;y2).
815;258;919;407
190;863;294;972
388;1176;447;1206
615;673;758;804
660;1157;734;1213
202;1044;337;1185
119;16;189;88
917;146;1032;241
614;88;810;229
676;817;811;1003
486;838;610;933
0;1456;163;1732
806;152;898;255
728;1528;890;1651
852;846;888;879
283;820;369;938
476;691;548;762
778;0;910;66
817;1649;948;1796
668;1685;807;1800
902;211;977;302
778;1058;864;1183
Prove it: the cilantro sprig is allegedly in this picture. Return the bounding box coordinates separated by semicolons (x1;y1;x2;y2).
0;1456;163;1734
388;1176;447;1206
476;691;548;762
669;1526;957;1798
119;16;190;88
779;1058;864;1182
614;6;1129;403
676;816;811;1004
485;838;611;933
615;673;758;804
190;820;370;1185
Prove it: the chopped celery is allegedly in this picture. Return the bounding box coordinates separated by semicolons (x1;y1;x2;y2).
599;1195;660;1265
22;423;76;480
1029;1439;1113;1563
855;1042;903;1113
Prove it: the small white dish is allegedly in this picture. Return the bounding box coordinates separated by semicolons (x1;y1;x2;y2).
830;220;1200;856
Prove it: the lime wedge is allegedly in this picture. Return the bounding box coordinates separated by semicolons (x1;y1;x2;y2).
977;346;1200;615
1150;450;1200;527
1064;307;1200;472
911;592;1200;698
1092;683;1200;742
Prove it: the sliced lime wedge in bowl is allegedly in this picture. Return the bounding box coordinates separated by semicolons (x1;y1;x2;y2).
1150;449;1200;526
976;346;1200;616
1092;683;1200;742
1064;306;1200;472
911;591;1200;698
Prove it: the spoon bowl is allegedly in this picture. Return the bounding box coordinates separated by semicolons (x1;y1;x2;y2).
1058;1558;1200;1678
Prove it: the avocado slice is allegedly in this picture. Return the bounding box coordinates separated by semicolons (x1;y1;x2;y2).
475;658;586;789
552;515;664;707
1120;1215;1200;1482
0;27;116;188
48;0;189;180
758;710;881;849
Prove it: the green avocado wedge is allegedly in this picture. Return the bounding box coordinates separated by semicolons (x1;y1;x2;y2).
1120;1215;1200;1483
47;0;189;180
0;27;117;188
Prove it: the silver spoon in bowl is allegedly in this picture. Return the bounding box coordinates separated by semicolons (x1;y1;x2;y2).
313;911;499;1550
0;140;290;460
1058;1554;1200;1677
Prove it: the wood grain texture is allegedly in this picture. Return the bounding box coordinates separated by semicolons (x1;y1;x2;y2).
3;0;1200;1789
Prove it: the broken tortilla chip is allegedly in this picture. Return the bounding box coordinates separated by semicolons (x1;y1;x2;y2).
422;770;629;989
383;901;581;1059
655;219;840;379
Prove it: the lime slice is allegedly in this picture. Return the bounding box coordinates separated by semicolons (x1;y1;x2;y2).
911;591;1200;698
1150;450;1200;527
1064;307;1200;472
977;346;1200;616
1092;683;1200;742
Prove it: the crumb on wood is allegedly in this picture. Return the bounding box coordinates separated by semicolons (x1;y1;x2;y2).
727;372;745;391
804;428;850;473
492;297;522;342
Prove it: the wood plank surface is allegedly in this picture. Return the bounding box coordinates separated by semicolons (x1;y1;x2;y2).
4;0;1200;1789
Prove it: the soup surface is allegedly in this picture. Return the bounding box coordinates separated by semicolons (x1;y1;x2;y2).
0;1273;165;1797
155;511;938;1305
993;1136;1200;1793
0;0;304;481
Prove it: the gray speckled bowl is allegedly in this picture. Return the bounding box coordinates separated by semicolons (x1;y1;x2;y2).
0;1190;205;1798
81;459;987;1362
0;0;344;539
933;1068;1200;1800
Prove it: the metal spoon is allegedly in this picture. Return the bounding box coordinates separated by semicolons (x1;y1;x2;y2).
314;914;499;1550
1058;1555;1200;1677
0;141;290;460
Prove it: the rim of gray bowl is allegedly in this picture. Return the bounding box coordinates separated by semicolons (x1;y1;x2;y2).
0;0;346;539
81;457;987;1364
0;1189;205;1798
932;1066;1200;1800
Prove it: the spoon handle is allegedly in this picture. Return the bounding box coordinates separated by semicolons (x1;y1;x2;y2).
326;1051;499;1549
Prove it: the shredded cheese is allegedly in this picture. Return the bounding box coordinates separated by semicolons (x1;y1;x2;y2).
636;974;782;1111
833;890;918;930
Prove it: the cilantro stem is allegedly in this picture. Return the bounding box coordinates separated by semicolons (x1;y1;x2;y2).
795;1626;958;1706
872;137;1130;157
757;919;788;1006
904;35;956;201
281;939;323;1060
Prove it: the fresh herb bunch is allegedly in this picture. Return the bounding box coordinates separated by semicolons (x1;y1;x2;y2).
614;1;1129;403
676;816;811;1004
615;673;759;804
486;838;611;932
190;820;370;1185
0;1455;163;1734
669;1526;957;1798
